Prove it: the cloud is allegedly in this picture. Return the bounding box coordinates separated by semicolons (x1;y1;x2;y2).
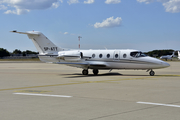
163;0;180;13
0;0;63;15
64;32;68;35
59;31;81;36
4;9;30;15
0;5;7;10
84;0;94;4
137;0;170;4
94;16;122;28
105;0;121;4
60;31;80;36
52;2;60;8
137;0;154;4
137;0;180;13
67;0;79;5
157;0;170;2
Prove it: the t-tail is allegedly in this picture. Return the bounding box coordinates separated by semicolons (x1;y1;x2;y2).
11;30;62;54
11;30;63;62
178;51;180;60
171;51;175;58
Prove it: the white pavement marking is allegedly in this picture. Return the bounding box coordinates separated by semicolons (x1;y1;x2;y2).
137;101;180;108
13;93;72;98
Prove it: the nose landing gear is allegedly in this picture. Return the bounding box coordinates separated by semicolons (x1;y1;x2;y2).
147;69;155;76
149;70;155;76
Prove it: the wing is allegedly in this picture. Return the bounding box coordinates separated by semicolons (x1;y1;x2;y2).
55;61;108;69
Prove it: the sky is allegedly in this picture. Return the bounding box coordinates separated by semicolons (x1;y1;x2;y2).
0;0;180;52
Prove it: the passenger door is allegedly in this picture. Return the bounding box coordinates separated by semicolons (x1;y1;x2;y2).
113;51;120;60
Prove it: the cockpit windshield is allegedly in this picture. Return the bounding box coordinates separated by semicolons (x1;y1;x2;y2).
130;51;147;57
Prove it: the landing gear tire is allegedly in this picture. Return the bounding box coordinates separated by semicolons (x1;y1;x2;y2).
82;69;88;75
149;70;155;76
93;69;99;75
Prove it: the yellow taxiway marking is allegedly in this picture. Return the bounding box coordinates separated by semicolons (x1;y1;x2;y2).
0;82;85;91
71;76;158;83
14;90;52;93
0;75;179;92
157;75;180;77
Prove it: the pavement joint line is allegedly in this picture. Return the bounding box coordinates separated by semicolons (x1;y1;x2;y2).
89;100;180;120
89;103;162;120
0;76;172;92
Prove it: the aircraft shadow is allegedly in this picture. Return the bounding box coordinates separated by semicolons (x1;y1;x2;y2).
60;72;151;78
60;72;122;78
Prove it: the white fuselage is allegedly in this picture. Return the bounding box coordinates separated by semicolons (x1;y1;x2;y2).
160;55;173;60
160;51;175;61
38;49;170;70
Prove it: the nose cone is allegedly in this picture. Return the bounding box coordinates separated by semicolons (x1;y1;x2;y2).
145;56;170;69
161;61;170;68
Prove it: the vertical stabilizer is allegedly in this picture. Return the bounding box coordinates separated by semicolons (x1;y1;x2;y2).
11;31;62;54
171;51;175;58
178;51;180;60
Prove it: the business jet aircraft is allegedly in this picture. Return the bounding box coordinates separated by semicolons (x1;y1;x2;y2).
11;30;170;76
160;51;175;61
178;51;180;60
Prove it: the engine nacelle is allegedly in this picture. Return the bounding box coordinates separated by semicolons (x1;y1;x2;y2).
58;51;83;62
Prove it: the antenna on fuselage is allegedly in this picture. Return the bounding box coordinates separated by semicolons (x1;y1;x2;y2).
78;36;82;51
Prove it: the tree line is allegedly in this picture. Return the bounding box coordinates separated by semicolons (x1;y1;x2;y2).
0;48;38;57
0;48;176;58
144;49;175;57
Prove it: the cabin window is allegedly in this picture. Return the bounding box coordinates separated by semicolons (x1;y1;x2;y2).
92;54;95;58
99;54;103;58
107;54;110;58
123;54;127;58
115;54;118;58
130;51;147;57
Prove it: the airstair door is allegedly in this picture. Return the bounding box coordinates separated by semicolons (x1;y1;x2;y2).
113;51;120;60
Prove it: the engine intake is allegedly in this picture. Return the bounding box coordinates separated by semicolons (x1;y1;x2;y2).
58;51;83;62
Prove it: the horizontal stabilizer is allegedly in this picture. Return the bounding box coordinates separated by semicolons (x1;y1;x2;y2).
10;30;40;35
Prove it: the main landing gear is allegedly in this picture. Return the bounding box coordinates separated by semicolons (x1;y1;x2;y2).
147;69;155;76
93;69;99;75
83;69;155;76
82;69;88;75
82;69;99;75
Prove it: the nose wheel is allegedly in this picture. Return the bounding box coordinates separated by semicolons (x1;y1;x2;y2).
93;69;99;75
149;70;155;76
82;69;88;75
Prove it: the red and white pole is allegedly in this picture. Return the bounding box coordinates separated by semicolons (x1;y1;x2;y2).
78;36;82;50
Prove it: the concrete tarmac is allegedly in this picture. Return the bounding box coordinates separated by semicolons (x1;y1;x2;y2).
0;61;180;120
